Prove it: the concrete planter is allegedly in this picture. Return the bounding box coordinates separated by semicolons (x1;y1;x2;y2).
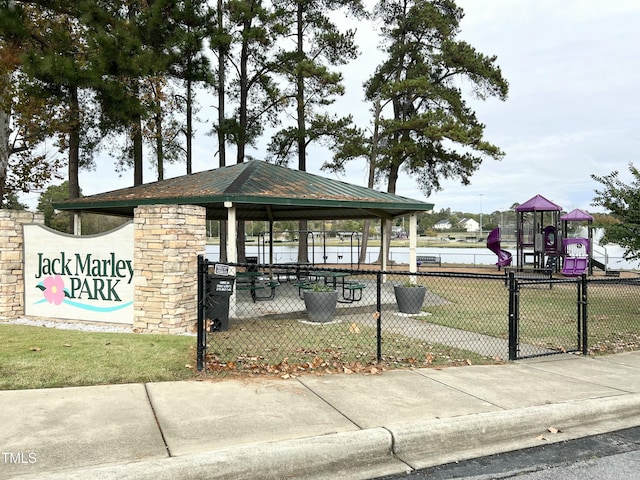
394;285;426;314
303;290;339;323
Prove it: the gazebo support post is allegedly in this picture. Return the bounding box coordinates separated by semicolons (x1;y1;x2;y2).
225;201;238;318
381;217;388;280
409;213;417;282
73;211;81;236
225;202;237;263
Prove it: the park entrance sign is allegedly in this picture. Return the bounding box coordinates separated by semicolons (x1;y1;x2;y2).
23;223;134;324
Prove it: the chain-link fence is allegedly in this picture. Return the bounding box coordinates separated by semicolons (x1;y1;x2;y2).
585;277;640;354
196;258;640;374
511;276;585;359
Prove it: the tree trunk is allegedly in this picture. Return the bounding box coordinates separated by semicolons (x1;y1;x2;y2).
359;100;382;265
155;89;164;181
0;99;8;207
386;162;401;263
185;76;193;175
234;12;253;264
133;113;143;186
217;0;228;262
68;86;81;232
296;3;308;263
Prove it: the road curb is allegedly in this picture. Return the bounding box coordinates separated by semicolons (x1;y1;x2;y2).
389;393;640;470
13;394;640;480
25;428;407;480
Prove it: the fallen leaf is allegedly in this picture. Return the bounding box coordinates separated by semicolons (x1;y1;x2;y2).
63;343;72;348
311;356;324;369
548;426;562;434
281;373;291;379
349;323;360;333
30;347;42;352
185;364;193;369
536;435;548;441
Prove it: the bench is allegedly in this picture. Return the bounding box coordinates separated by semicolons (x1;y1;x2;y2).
237;280;280;302
417;255;441;268
341;281;366;303
293;281;316;299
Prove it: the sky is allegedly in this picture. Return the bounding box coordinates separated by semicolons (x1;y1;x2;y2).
21;0;640;216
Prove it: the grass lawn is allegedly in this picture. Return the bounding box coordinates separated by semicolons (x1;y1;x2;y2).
0;324;197;390
0;319;498;389
206;317;499;375
423;276;640;354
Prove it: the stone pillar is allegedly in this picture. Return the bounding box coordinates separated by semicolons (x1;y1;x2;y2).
133;205;206;333
0;210;44;319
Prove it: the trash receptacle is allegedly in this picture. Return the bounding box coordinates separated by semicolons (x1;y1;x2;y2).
206;270;235;332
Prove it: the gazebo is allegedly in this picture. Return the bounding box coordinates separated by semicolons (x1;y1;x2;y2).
54;160;435;271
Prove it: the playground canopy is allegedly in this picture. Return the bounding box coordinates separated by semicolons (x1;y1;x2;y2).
560;209;594;222
515;194;562;212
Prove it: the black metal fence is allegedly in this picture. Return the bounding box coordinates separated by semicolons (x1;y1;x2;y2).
196;256;640;373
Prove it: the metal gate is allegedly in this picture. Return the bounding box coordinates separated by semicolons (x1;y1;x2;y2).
508;272;587;360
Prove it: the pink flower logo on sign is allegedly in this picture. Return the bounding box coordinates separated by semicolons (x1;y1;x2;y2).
42;275;66;305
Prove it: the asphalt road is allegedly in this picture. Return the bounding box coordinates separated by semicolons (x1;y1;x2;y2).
375;426;640;479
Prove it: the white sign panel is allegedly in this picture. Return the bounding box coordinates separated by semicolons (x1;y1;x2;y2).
23;223;134;325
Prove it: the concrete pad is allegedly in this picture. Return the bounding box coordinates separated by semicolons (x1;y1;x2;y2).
0;384;166;479
298;369;499;428
390;393;640;470
595;350;640;369
29;428;410;480
415;363;623;409
146;379;359;456
525;356;640;392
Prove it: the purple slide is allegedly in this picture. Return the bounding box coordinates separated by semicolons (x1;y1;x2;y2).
487;228;513;267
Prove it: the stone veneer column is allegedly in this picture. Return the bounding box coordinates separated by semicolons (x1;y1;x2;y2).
133;205;206;333
0;210;44;319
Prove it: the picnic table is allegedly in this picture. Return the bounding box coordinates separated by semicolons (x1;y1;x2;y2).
313;270;351;289
236;270;279;302
296;271;366;303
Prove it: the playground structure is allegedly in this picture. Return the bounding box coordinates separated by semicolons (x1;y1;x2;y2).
486;227;512;267
487;195;605;276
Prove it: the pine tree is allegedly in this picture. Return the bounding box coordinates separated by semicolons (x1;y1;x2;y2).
170;0;214;174
268;0;366;262
0;2;96;211
369;0;508;195
367;0;509;258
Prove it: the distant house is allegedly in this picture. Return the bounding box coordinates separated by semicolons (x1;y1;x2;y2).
458;218;480;232
433;219;452;230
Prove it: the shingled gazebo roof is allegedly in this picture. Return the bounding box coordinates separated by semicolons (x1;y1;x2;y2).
54;160;434;221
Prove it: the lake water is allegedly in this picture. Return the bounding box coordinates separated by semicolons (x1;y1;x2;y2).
205;243;637;270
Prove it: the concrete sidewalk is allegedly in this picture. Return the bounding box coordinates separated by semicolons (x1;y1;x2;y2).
3;352;640;480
